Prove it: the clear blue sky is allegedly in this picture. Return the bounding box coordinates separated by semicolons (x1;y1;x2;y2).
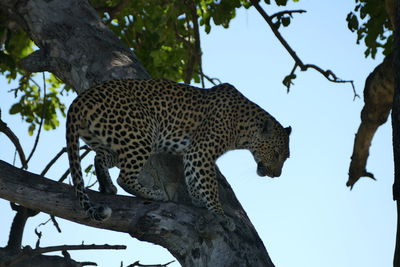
0;1;394;266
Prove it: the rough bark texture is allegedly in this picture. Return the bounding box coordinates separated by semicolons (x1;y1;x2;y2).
347;54;394;188
0;0;275;266
0;159;274;266
346;0;395;188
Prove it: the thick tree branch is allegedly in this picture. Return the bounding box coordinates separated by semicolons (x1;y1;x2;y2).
347;54;394;188
0;159;274;266
1;0;149;92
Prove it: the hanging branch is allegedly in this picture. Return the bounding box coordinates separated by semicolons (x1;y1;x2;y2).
250;0;356;96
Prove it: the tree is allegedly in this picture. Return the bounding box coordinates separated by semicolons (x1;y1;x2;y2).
0;0;396;266
0;0;284;266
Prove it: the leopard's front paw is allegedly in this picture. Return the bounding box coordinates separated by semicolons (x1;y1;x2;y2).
150;189;168;201
138;187;168;201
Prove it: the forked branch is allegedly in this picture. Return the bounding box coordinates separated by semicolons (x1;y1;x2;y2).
250;0;356;96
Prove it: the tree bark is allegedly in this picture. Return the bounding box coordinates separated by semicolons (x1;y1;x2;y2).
0;0;275;266
347;53;394;188
392;1;400;266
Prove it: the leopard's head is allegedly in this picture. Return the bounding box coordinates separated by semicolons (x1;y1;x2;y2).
250;120;291;178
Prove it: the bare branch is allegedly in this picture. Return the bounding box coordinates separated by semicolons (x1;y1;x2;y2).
80;262;98;266
58;147;91;183
25;73;47;164
127;260;175;267
3;244;126;266
250;0;355;94
196;71;221;86
41;145;90;176
304;64;359;100
0;109;28;169
270;9;306;21
50;215;62;233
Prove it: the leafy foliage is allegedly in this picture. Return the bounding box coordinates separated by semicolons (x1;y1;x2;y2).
346;0;393;58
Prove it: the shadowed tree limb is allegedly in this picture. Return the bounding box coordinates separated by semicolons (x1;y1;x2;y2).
0;159;275;266
346;54;394;188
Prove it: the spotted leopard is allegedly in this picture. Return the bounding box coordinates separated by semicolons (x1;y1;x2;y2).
66;79;291;230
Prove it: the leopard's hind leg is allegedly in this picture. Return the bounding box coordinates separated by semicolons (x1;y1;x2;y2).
94;149;118;195
116;133;167;201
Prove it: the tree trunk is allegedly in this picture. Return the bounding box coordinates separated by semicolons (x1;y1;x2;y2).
392;1;400;266
0;0;275;266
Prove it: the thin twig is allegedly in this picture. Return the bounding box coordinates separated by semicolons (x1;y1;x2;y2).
50;215;62;233
127;260;175;267
196;71;221;86
26;72;47;164
59;147;91;183
0;109;28;169
304;64;359;99
250;0;356;96
3;244;126;267
270;9;306;21
80;262;98;266
41;145;89;176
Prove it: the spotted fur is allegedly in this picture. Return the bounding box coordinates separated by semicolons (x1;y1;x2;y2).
66;79;291;229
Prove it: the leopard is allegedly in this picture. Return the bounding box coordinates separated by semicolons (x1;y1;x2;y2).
66;79;291;230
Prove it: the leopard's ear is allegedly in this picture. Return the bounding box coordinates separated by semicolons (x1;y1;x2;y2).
285;126;292;136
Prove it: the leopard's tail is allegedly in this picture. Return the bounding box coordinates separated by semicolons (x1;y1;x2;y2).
66;106;111;221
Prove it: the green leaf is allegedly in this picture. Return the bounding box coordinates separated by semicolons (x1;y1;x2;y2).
282;17;290;27
84;164;94;174
28;124;36;136
346;13;359;32
275;0;288;6
9;103;21;114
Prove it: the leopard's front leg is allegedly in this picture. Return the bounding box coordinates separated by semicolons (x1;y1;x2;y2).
183;150;235;231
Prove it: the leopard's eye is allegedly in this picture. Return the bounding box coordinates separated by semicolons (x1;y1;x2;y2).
273;151;280;160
